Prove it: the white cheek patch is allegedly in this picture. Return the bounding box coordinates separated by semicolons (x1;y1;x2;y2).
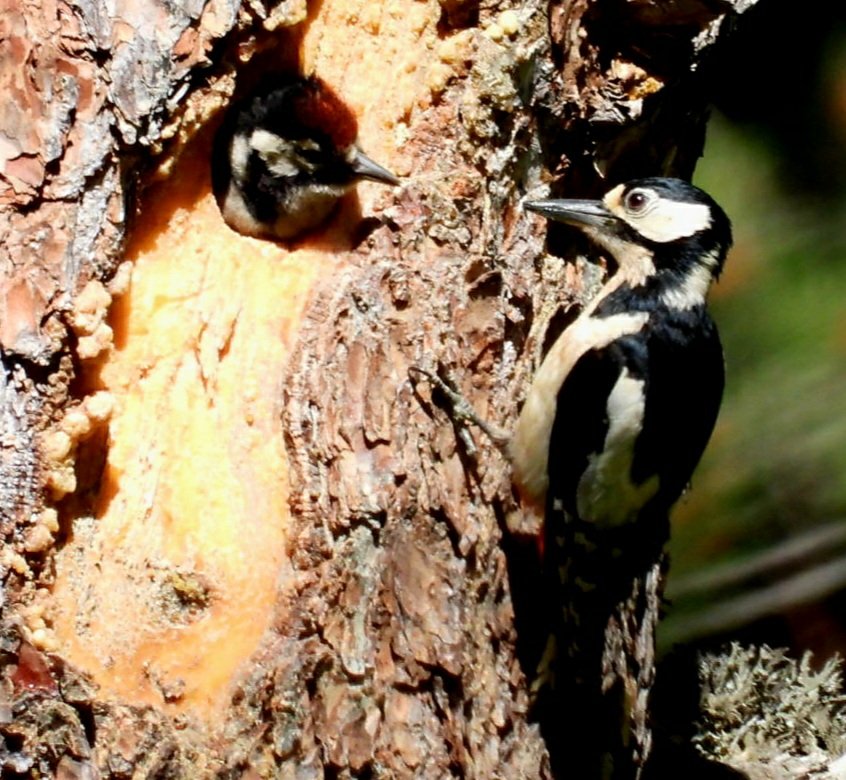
576;368;659;527
249;129;301;177
230;134;251;182
250;128;287;155
266;157;301;177
618;199;712;244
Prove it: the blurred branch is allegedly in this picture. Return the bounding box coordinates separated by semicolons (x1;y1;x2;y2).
664;523;846;647
670;521;846;597
665;553;846;646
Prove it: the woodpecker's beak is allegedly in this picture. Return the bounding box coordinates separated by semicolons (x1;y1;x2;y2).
524;198;618;230
350;148;401;186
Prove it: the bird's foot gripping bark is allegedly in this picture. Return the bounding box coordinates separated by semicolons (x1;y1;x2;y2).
408;366;511;453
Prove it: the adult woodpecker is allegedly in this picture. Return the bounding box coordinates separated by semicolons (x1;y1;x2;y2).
515;177;732;532
421;177;731;530
527;177;733;777
413;177;732;776
212;75;400;241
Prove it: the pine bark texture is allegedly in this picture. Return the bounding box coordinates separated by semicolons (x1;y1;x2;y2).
0;0;756;778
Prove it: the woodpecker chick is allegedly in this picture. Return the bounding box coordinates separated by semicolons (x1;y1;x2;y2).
517;177;732;527
212;76;400;241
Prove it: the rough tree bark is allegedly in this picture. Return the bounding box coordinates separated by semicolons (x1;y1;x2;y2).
0;0;755;777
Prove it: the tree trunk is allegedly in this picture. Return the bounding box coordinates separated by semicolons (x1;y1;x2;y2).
0;0;756;777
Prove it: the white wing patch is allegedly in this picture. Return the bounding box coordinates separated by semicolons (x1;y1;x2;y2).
576;368;659;527
509;311;649;507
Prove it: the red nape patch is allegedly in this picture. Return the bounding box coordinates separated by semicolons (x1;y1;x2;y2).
295;77;359;149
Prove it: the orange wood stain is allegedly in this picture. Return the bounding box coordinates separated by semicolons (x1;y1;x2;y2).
50;128;341;715
49;0;439;719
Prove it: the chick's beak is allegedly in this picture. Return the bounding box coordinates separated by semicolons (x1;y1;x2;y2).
524;198;619;230
350;148;401;186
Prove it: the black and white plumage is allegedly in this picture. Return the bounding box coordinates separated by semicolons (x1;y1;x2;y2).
516;177;731;531
212;76;399;241
409;178;731;774
515;177;732;777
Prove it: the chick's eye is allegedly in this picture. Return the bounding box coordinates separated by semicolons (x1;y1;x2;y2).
297;146;324;163
625;190;650;214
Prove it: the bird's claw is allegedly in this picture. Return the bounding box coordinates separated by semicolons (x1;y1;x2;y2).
408;365;510;450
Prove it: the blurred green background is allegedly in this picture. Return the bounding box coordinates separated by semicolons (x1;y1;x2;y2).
660;1;846;661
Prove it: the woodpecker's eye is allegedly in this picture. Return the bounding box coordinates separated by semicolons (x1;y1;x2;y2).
624;190;652;214
297;146;325;164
